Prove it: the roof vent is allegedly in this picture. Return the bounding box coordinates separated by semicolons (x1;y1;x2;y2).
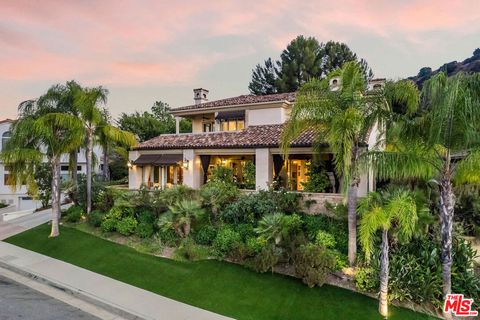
193;88;209;105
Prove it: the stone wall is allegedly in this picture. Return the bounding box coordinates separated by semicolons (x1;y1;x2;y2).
300;192;345;215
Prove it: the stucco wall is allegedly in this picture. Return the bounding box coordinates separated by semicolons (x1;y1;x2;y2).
247;107;288;126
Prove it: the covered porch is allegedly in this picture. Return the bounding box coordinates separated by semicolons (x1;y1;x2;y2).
128;147;364;195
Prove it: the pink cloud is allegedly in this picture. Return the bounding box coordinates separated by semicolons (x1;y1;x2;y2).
0;0;478;86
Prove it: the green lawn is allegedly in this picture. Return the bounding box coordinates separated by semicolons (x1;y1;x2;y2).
5;224;437;320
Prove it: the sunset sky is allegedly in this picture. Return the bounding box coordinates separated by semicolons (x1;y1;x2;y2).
1;0;479;120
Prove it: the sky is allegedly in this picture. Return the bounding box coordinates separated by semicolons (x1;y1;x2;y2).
1;0;479;120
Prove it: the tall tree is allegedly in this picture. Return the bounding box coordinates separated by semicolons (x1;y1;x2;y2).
1;113;84;237
367;72;480;317
74;87;136;214
282;62;418;265
117;101;191;142
248;58;278;95
358;189;422;317
249;36;373;94
35;81;83;195
275;35;323;93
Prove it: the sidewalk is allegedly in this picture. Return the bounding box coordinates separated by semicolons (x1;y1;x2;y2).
0;207;54;240
0;241;232;320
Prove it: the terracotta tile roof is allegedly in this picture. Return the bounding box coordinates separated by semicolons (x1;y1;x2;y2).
134;124;314;150
171;92;296;113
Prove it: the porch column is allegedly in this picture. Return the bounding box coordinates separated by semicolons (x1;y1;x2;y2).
175;117;181;134
255;148;272;190
128;151;142;190
183;149;201;189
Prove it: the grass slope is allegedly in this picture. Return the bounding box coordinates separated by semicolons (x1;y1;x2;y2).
6;225;437;320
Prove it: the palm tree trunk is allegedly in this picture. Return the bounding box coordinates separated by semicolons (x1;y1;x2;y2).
49;157;61;237
103;145;110;181
439;175;455;317
379;229;389;318
70;150;78;203
347;180;358;265
86;130;93;214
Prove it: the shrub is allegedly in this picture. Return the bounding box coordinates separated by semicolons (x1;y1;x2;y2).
88;210;105;227
233;223;255;242
94;187;120;213
200;181;238;218
355;267;379;292
315;231;336;248
221;191;277;224
174;238;210;261
65;205;83;223
242;161;256;189
209;166;235;184
213;227;241;257
301;161;332;193
294;243;336;288
251;245;281;273
101;218;117;233
356;235;480;309
159;185;197;207
246;237;267;255
116;216;138;236
157;227;179;246
455;191;480;236
302;214;348;255
135;222;155;238
194;225;218;245
101;207;123;232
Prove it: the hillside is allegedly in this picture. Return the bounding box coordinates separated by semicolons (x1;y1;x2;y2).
409;48;480;87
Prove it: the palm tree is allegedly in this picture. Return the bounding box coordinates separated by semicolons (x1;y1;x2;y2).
282;61;419;265
358;189;422;317
367;72;480;312
158;200;204;238
2;113;84;237
74;87;136;214
35;81;83;192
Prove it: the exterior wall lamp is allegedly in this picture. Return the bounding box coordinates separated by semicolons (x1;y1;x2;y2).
127;161;134;168
182;159;189;170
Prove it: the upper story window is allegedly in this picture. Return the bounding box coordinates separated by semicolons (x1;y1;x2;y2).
220;119;245;132
2;131;11;150
203;122;214;132
216;110;245;132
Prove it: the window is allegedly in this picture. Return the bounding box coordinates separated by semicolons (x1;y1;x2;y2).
4;174;12;185
203;122;214;132
77;166;82;171
61;165;69;171
2;131;11;150
219;119;245;132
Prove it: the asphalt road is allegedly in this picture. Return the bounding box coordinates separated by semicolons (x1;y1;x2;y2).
0;275;99;320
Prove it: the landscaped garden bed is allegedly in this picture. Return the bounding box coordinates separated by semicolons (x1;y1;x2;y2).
6;224;437;320
21;166;480;318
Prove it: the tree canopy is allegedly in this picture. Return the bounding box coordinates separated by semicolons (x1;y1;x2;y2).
248;36;373;95
117;101;191;142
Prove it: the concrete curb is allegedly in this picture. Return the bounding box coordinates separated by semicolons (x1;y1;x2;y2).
0;260;147;320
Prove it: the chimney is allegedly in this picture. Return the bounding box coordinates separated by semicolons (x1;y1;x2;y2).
193;88;209;105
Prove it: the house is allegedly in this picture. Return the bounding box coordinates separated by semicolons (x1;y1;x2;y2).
128;79;385;199
0;118;104;210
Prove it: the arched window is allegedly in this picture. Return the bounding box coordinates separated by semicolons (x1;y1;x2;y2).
2;131;11;150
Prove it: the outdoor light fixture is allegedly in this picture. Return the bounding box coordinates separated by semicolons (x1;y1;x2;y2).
127;161;133;168
182;159;189;170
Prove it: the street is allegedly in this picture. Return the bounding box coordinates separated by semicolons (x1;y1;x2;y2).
0;275;99;320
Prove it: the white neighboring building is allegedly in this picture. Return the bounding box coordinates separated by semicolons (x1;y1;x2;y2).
0;118;103;210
